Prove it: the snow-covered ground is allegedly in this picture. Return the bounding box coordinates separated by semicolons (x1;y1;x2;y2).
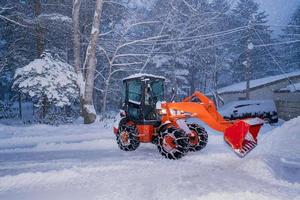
0;117;299;200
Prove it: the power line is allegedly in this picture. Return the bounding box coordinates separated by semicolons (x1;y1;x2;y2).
254;23;300;28
254;40;300;48
144;26;247;45
100;25;248;46
253;27;297;91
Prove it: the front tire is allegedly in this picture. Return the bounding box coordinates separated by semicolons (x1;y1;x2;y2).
157;126;189;159
187;123;208;152
116;121;140;151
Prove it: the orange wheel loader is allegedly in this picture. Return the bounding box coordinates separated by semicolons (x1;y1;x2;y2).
113;74;264;159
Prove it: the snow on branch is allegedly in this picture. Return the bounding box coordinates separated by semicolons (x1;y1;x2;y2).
126;20;161;30
112;62;143;66
182;0;198;13
114;53;149;58
95;69;107;81
83;104;96;116
0;15;28;27
0;65;4;74
38;13;72;24
117;35;169;50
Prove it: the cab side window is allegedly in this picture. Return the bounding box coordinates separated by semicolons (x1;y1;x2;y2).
127;80;141;120
151;81;164;102
128;80;141;103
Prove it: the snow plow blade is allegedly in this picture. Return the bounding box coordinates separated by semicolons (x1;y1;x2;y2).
224;118;264;157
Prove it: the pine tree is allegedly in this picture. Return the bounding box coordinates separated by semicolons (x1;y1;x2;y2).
230;0;275;84
210;0;233;90
280;6;300;72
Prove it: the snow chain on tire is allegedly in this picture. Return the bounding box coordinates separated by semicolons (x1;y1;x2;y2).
157;126;189;159
116;121;140;151
187;123;208;152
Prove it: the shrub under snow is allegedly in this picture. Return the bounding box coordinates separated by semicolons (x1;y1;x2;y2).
13;52;79;108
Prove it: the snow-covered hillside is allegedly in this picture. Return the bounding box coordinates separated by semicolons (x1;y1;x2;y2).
0;117;299;200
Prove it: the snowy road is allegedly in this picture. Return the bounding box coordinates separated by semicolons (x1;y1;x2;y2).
0;118;299;200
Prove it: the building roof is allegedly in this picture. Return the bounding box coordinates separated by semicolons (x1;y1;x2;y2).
214;71;300;94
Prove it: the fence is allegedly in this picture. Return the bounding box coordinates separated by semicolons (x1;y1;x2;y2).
274;92;300;120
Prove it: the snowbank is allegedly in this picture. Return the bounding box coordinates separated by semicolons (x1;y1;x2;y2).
242;117;300;186
255;116;300;159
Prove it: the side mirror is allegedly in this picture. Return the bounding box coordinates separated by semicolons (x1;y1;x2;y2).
148;84;152;91
119;97;123;108
171;87;176;102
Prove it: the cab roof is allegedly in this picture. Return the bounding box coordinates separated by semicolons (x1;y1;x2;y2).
123;73;166;82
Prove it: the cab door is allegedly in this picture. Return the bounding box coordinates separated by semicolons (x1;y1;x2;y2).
126;79;142;121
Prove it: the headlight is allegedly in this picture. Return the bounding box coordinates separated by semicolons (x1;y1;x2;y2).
158;108;167;115
169;109;192;116
169;109;183;115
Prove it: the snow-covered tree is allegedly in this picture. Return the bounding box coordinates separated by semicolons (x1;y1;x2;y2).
280;6;300;72
230;0;275;84
0;0;74;104
144;0;234;94
13;52;79;113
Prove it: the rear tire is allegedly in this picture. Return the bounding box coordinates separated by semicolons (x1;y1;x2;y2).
157;126;189;159
116;121;140;151
187;123;208;152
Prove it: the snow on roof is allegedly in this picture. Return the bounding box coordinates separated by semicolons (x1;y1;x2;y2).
123;73;165;81
215;71;300;94
278;82;300;92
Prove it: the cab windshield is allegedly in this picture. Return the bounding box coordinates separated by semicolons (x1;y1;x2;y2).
144;79;164;120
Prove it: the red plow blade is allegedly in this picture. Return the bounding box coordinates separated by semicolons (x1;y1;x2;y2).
224;118;264;157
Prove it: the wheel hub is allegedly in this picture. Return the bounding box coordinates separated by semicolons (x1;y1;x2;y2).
163;135;176;151
120;131;129;145
188;131;199;146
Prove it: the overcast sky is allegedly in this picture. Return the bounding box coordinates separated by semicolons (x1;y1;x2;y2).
254;0;300;35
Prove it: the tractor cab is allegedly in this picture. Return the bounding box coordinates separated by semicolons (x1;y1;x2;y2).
122;74;165;125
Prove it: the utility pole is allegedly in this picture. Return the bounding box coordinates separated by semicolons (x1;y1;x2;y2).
245;17;254;100
245;39;251;100
18;92;22;120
